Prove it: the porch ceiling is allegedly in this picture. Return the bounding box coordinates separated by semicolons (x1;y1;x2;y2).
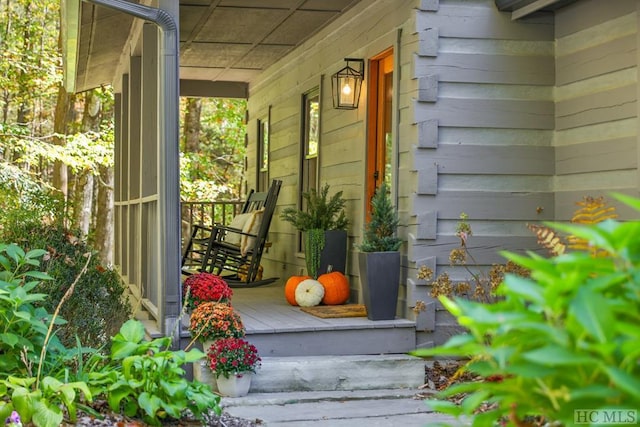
70;0;362;94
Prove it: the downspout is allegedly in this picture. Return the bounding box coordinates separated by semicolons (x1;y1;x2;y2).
84;0;181;342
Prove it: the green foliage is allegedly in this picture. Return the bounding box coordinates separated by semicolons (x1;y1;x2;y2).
0;243;91;427
281;184;348;278
413;193;640;426
0;244;219;426
0;244;65;377
0;0;61;126
358;182;401;252
280;183;349;232
0;375;92;427
105;319;221;425
304;229;325;279
0;162;65;231
180;98;247;202
2;222;131;349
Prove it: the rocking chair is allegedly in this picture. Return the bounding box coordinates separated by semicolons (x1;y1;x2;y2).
181;179;282;287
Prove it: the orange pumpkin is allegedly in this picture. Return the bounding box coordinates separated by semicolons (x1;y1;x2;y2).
318;271;350;305
285;275;311;305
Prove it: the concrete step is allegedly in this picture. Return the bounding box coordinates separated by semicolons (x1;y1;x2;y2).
220;389;469;426
194;354;426;393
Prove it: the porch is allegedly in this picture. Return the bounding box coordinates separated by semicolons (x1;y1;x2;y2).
177;200;417;356
187;283;425;393
231;283;416;357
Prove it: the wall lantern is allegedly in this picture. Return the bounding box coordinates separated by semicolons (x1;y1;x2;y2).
331;58;364;110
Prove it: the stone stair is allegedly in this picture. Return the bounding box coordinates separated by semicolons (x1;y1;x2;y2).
194;354;426;393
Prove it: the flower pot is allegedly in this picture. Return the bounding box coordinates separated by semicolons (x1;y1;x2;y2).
180;309;191;330
319;230;347;275
358;251;400;320
193;360;219;392
216;372;252;397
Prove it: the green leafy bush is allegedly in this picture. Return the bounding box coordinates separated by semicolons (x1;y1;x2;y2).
0;244;93;427
413;193;640;426
104;319;221;425
0;245;220;427
4;223;131;349
0;244;65;377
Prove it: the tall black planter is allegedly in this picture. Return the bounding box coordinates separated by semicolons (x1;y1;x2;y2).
319;230;347;275
358;251;400;320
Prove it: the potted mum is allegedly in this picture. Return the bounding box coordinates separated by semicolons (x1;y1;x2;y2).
183;272;233;309
206;337;261;397
189;301;245;343
357;181;402;320
280;183;349;279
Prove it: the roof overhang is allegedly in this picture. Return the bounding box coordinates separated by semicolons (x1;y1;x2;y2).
495;0;579;20
61;0;363;96
61;0;81;93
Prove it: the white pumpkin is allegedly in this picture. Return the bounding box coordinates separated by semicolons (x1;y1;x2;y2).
295;279;325;307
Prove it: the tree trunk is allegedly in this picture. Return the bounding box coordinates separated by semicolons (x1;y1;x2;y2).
95;165;114;265
183;98;201;152
52;84;71;198
71;90;102;237
72;171;94;237
83;88;114;265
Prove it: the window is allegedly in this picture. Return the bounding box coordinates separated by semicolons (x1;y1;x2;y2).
257;114;269;192
297;88;320;251
302;88;319;195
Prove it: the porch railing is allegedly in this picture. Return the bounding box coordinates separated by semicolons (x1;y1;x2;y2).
180;200;244;249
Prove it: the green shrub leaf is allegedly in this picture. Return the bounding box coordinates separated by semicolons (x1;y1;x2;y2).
522;345;597;366
570;287;614;343
138;392;162;418
604;367;640;399
31;399;63;427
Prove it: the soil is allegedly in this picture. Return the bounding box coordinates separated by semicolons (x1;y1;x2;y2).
418;359;472;397
66;406;262;426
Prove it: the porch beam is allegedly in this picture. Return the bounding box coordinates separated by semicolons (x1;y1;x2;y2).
511;0;560;20
180;80;248;99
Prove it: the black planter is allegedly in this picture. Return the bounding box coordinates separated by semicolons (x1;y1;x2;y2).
358;251;400;320
319;230;347;275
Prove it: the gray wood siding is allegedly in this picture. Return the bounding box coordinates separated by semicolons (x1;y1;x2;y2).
414;145;555;175
554;0;639;220
415;53;555;85
244;0;640;351
246;0;419;302
411;0;555;347
556;137;637;175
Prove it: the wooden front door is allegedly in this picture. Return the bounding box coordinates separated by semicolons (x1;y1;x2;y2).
366;48;394;216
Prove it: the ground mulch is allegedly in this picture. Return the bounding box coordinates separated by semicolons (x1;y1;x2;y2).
64;404;263;426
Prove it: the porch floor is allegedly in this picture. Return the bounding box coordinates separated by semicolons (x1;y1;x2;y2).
231;283;417;357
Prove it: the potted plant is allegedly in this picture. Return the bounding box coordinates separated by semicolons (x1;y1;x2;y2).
280;183;349;278
357;181;402;320
206;337;261;397
182;272;233;309
189;301;245;344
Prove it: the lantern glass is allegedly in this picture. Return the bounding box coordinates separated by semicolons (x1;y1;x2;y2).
332;59;364;109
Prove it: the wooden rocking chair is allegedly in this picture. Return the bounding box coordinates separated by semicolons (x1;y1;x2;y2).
181;179;282;287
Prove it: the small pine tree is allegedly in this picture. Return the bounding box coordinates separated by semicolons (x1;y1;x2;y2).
358;182;402;252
